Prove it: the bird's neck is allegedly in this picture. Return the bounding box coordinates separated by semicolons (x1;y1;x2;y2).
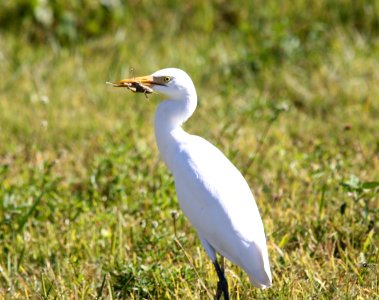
154;93;197;168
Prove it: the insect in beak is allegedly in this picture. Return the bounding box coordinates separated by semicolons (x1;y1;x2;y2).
106;75;155;98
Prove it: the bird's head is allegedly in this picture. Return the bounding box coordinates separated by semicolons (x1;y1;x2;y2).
107;68;196;99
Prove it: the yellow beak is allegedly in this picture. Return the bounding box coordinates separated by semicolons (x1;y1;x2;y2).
106;75;155;88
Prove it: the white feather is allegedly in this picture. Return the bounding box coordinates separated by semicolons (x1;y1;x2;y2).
143;67;271;288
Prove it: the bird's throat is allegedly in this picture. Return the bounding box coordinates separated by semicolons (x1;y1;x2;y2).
154;96;197;168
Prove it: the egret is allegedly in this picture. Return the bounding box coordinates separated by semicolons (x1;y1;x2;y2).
108;68;272;299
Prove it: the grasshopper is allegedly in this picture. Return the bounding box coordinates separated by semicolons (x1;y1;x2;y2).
127;81;154;98
106;81;154;98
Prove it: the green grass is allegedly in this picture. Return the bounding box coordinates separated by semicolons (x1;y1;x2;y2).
0;1;378;299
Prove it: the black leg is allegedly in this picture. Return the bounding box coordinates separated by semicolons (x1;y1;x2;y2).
213;259;229;300
215;280;222;300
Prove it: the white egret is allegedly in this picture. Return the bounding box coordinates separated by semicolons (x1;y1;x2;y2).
108;68;272;299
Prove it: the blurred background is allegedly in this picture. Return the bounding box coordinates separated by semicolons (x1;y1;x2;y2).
0;1;378;299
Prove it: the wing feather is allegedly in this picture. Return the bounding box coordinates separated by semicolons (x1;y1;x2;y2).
169;134;272;287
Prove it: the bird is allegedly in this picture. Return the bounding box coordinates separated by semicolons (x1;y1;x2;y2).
108;68;272;299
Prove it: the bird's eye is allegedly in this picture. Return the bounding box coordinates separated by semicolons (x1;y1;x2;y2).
164;76;172;83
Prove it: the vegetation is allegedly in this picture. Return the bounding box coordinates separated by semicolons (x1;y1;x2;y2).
0;1;378;299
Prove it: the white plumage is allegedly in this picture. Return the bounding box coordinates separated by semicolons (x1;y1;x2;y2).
109;68;272;297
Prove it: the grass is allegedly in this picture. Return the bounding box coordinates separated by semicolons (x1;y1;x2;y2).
0;1;378;299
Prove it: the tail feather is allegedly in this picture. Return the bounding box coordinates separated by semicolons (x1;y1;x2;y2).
249;269;272;289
